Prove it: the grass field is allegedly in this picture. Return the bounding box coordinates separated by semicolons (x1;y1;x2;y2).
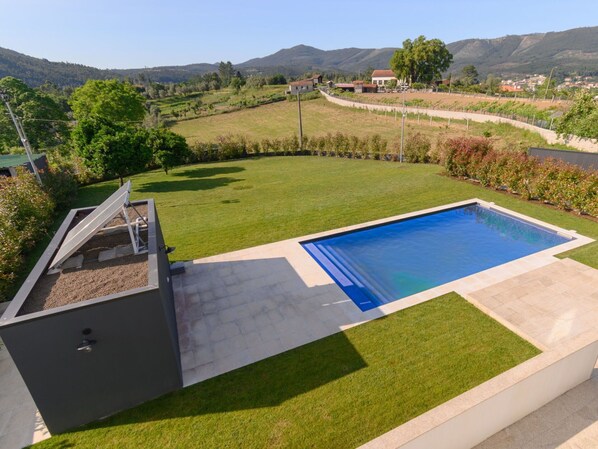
33;293;540;449
73;157;598;268
171;98;569;152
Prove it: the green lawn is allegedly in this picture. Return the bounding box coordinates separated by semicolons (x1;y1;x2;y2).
33;293;540;449
73;157;598;268
171;97;568;152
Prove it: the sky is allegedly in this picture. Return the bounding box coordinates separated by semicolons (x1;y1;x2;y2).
0;0;596;69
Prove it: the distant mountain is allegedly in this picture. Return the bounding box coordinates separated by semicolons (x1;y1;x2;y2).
0;47;218;86
238;44;397;75
446;26;598;76
1;26;597;87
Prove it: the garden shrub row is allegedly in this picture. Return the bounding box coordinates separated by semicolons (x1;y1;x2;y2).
0;170;55;301
188;132;434;163
442;136;598;216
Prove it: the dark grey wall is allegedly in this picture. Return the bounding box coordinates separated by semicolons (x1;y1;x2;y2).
0;200;182;434
1;288;181;433
529;147;598;170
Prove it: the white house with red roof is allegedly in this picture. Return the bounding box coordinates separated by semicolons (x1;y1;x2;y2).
371;69;399;88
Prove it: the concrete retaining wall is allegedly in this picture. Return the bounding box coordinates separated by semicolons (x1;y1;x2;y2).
320;90;598;153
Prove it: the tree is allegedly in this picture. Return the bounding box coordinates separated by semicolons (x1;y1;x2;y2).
556;91;598;140
72;117;152;185
69;79;146;123
460;65;479;86
218;61;235;87
146;128;189;174
484;74;501;94
0;76;69;152
229;76;245;93
389;36;453;85
245;76;267;89
268;74;287;85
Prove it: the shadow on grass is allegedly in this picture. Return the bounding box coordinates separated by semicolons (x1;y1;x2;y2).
87;329;367;429
171;166;245;179
136;176;243;193
136;166;246;193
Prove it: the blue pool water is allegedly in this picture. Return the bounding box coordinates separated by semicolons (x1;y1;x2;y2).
302;204;571;311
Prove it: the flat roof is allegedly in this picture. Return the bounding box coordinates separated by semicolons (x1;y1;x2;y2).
0;153;45;169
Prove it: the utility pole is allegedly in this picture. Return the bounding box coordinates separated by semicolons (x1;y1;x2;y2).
399;95;406;163
297;92;303;151
0;90;42;185
544;67;556;101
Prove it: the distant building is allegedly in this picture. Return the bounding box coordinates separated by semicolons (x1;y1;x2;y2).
333;83;356;92
353;81;378;93
287;80;315;95
499;84;524;92
0;153;47;178
310;74;323;85
371;69;398;88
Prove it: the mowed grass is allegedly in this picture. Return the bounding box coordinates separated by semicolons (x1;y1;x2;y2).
171;97;561;151
74;157;598;268
33;293;540;449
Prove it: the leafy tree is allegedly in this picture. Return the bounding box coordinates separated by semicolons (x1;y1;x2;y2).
69;79;145;123
230;76;245;93
218;61;235;87
268;74;287;85
556;91;598;140
147;128;189;174
484;74;501;94
245;76;267;89
389;36;453;85
460;65;479;86
72;117;151;185
0;76;70;152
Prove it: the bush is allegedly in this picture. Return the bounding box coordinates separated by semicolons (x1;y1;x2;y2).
403;133;432;163
0;170;54;301
440;136;598;216
41;164;78;210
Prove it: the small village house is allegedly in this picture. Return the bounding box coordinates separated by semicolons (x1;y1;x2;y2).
287;80;315;95
371;69;399;88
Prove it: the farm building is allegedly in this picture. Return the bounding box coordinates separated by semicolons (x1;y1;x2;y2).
287;80;315;95
371;69;399;88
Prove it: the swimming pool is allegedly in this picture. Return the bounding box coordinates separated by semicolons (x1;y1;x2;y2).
302;203;572;311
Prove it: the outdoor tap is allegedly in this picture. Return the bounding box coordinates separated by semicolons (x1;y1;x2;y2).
77;339;96;353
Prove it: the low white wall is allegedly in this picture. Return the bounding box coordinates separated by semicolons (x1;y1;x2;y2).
360;334;598;449
320;91;598;153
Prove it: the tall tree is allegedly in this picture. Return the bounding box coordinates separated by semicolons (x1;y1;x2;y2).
69;79;145;123
0;77;69;152
460;65;479;86
72;117;152;185
389;36;453;85
218;61;235;87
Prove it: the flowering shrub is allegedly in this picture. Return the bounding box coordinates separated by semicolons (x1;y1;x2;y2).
0;170;54;301
442;136;598;216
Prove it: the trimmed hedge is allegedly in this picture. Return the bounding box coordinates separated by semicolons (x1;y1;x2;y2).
0;170;55;301
442;137;598;216
188;132;434;163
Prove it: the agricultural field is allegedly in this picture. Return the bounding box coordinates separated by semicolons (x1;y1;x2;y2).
343;91;571;123
171;97;572;152
151;85;287;121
